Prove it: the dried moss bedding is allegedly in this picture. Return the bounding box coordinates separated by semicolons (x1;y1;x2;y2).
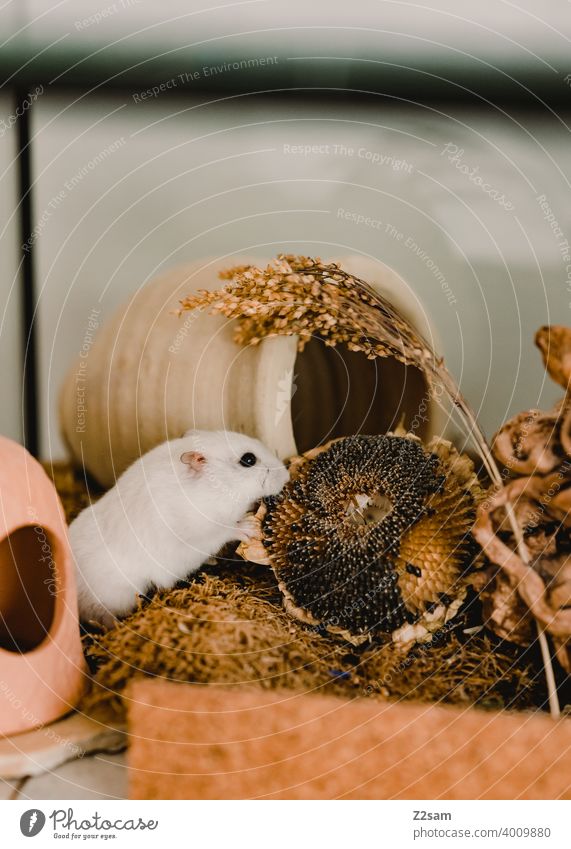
45;463;546;722
80;563;544;723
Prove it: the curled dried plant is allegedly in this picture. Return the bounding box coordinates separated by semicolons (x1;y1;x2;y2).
492;402;570;477
536;324;571;391
474;326;571;680
493;327;571;475
491;327;571;488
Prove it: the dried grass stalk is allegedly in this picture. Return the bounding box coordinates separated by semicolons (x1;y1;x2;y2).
181;254;498;481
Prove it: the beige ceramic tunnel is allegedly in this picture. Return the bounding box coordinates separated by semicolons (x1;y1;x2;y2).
59;255;443;488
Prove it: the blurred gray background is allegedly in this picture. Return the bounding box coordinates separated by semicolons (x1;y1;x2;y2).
1;0;570;460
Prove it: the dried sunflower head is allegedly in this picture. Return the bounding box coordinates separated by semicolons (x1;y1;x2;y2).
239;433;483;645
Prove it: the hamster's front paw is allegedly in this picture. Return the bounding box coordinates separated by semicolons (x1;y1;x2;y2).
235;514;259;542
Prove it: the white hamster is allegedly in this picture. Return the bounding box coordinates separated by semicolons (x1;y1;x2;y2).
69;430;289;627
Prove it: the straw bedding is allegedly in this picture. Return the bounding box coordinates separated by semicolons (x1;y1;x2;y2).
45;462;548;722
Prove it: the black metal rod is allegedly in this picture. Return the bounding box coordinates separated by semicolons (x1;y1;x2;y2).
15;89;39;457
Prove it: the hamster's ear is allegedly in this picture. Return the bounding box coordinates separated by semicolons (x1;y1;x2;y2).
180;451;206;473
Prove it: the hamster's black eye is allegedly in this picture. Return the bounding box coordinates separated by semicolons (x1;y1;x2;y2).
239;452;257;467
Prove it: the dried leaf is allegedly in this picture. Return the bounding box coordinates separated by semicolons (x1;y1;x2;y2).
536;325;571;390
474;476;571;639
480;568;535;646
492;402;568;476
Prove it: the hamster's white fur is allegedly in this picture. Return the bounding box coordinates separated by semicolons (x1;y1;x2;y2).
69;430;288;626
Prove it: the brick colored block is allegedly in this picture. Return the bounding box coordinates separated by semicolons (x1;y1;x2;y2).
127;681;571;800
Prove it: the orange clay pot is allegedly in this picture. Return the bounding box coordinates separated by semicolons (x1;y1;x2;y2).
0;436;85;736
